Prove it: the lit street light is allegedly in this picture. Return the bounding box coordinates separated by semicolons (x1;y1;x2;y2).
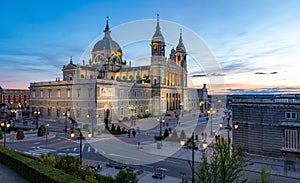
71;126;84;164
157;117;165;137
86;114;95;137
129;104;135;126
180;102;184;117
1;121;10;148
34;110;41;130
62;110;70;133
208;108;216;137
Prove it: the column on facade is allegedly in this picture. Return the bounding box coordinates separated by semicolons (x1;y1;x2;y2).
166;93;169;110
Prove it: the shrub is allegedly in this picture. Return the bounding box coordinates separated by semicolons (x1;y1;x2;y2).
37;125;46;136
164;128;169;138
130;116;137;120
116;125;121;132
122;117;129;121
170;129;179;141
137;114;144;119
16;129;24;140
0;131;3;139
179;130;186;141
111;124;116;131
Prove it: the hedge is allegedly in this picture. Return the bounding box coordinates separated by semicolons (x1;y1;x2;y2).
0;147;85;183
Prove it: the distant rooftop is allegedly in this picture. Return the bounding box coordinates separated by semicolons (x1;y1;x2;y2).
229;94;300;105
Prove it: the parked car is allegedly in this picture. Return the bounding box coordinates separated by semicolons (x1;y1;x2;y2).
152;173;166;179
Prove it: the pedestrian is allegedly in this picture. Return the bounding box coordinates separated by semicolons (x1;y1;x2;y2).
128;129;131;138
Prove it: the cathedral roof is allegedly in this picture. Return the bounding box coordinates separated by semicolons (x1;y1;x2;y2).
152;14;165;43
92;17;122;53
176;29;186;53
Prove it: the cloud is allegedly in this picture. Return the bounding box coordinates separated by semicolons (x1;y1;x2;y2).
254;71;278;75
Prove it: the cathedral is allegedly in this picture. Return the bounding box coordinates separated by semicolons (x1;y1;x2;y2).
30;16;207;129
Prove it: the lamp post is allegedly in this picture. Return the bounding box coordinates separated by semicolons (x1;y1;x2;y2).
180;102;184;117
62;110;70;133
1;121;10;148
157;117;165;137
34;110;41;129
70;126;84;165
86;114;94;137
225;110;232;144
199;101;204;113
191;132;195;183
207;108;216;137
129;104;135;126
145;109;149;119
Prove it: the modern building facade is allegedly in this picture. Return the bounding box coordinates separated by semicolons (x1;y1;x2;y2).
29;16;208;129
231;94;300;161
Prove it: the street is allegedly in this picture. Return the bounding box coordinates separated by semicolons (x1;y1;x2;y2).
3;110;300;183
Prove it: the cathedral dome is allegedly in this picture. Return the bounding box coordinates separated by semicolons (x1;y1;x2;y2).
92;37;122;52
92;17;122;53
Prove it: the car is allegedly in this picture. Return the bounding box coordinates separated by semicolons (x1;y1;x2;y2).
106;162;116;168
115;164;126;169
125;167;135;172
152;173;166;179
134;169;143;175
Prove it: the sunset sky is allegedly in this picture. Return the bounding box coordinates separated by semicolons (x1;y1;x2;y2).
1;0;300;94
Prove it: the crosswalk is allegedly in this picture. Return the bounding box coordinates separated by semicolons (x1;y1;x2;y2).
23;143;97;157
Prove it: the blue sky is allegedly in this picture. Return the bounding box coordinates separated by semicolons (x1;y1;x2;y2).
1;0;300;94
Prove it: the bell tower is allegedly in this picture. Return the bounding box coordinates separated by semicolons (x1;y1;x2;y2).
150;14;166;86
150;14;166;116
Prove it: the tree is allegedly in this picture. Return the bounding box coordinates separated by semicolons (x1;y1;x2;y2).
170;129;179;141
16;129;24;140
252;166;274;183
111;123;116;131
115;170;138;183
37;125;46;136
179;130;186;141
117;125;121;132
195;136;252;183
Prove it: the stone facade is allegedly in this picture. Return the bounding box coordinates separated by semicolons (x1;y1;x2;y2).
231;94;300;161
29;16;208;129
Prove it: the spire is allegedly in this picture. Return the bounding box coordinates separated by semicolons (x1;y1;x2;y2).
156;14;160;31
152;13;164;42
176;29;186;53
104;16;111;38
105;16;109;31
70;56;73;64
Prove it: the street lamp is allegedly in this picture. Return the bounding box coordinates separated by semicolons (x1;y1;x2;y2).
1;121;10;148
199;101;204;113
34;110;41;129
86;114;94;137
62;110;70;132
225;110;232;144
157;117;165;137
207;108;216;137
145;109;149;119
180;102;184;117
70;126;84;166
129;104;135;126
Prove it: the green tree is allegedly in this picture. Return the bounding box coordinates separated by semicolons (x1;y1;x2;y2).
195;136;252;183
251;166;274;183
115;170;138;183
170;129;179;141
179;130;186;141
111;124;116;131
37;125;46;136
